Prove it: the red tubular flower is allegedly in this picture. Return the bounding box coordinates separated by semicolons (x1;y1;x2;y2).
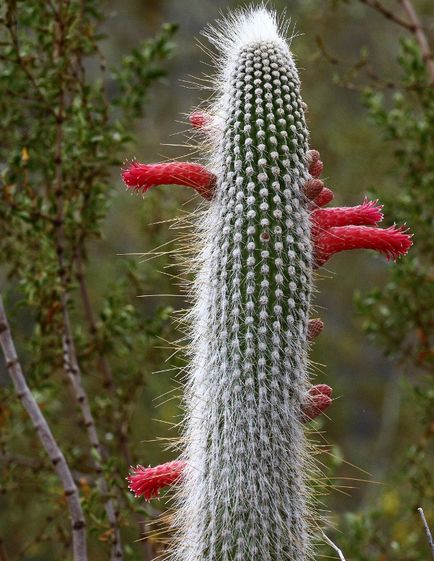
311;199;383;232
122;161;216;200
314;224;412;267
307;318;324;341
302;384;333;422
127;460;186;500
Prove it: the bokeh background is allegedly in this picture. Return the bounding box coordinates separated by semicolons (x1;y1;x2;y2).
0;1;433;560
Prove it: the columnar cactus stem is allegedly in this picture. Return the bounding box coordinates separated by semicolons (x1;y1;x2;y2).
178;11;316;561
122;7;412;561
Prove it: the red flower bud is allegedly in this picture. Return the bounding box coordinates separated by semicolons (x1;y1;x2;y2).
307;318;324;341
301;384;333;422
303;179;324;201
309;159;324;178
306;149;320;164
311;187;334;208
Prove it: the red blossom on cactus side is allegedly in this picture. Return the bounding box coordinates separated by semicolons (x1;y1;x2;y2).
122;161;216;200
305;151;411;265
127;460;185;500
314;224;412;267
311;199;384;231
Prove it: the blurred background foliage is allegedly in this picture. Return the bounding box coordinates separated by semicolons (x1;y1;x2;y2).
0;0;433;560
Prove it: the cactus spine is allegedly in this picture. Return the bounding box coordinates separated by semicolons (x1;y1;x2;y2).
176;10;313;561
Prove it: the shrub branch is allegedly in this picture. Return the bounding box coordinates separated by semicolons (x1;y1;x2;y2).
0;295;87;561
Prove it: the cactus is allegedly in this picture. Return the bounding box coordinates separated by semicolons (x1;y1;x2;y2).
123;7;412;561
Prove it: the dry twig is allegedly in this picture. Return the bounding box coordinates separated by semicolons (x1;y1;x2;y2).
50;4;123;558
321;530;347;561
0;538;10;561
417;507;434;559
360;0;414;30
400;0;434;84
0;295;87;561
359;0;434;84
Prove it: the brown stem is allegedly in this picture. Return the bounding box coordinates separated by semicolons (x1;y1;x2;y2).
75;248;134;464
359;0;434;84
0;538;10;561
399;0;434;84
417;507;434;559
359;0;414;30
5;7;56;117
51;5;123;559
0;296;87;561
75;249;115;392
0;451;43;469
75;240;156;561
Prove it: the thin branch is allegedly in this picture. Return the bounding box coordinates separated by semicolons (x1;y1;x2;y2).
359;0;414;30
321;530;347;561
0;295;87;561
4;7;56;117
75;248;115;392
0;451;95;485
75;242;155;561
359;0;434;84
51;4;123;559
0;450;43;469
399;0;434;84
0;538;10;561
59;299;124;560
418;507;434;559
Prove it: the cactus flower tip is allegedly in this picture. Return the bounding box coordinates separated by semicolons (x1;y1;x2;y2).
127;460;185;500
121;161;149;192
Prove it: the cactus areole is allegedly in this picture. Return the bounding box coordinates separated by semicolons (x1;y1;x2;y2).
123;8;412;561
